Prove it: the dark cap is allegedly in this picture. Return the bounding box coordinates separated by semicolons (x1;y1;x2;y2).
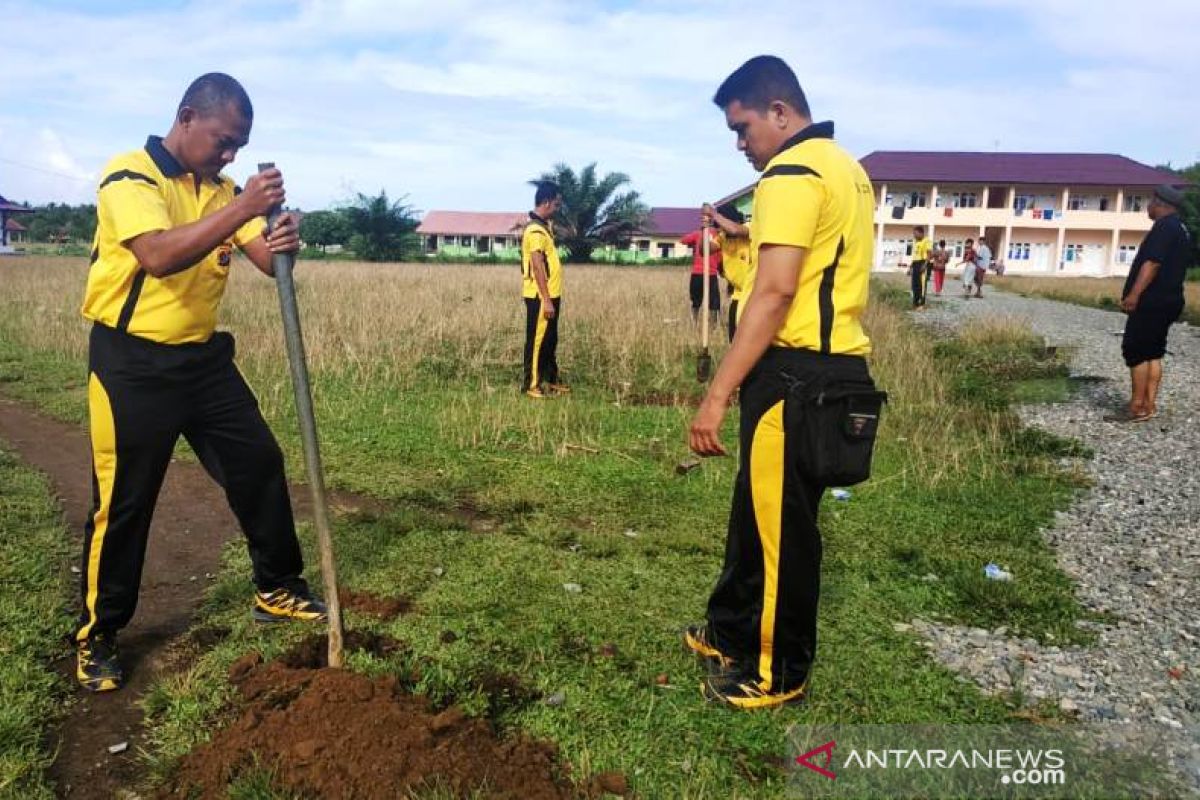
1153;184;1186;208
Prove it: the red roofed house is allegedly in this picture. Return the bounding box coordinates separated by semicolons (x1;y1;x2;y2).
417;207;709;263
417;211;529;259
861;152;1185;275
4;217;28;245
0;194;34;252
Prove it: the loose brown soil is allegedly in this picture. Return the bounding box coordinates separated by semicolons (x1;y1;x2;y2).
160;646;575;800
0;394;389;798
339;585;414;620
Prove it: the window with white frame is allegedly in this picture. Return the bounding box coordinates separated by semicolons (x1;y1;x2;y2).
1123;195;1145;212
1068;196;1091;211
1117;244;1138;264
951;192;978;208
1008;241;1034;261
460;235;473;248
1013;194;1033;212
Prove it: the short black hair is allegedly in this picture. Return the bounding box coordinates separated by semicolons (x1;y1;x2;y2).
938;239;946;247
534;180;561;207
914;226;926;236
713;55;810;117
716;202;745;224
179;73;253;121
966;238;975;244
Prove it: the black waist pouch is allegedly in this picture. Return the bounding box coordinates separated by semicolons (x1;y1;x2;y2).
783;373;888;486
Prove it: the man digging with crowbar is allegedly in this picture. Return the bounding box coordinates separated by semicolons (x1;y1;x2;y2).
75;73;329;691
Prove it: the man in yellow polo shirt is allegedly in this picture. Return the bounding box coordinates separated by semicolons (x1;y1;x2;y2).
705;201;752;341
521;181;567;398
687;56;880;708
905;225;932;309
75;73;326;692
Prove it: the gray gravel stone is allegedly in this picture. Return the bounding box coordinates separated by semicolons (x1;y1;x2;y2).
899;287;1199;793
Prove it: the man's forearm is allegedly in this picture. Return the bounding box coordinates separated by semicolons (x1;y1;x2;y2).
706;289;793;401
533;264;551;301
1126;260;1160;299
131;201;253;278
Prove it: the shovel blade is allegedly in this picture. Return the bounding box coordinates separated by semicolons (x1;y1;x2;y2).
696;350;712;383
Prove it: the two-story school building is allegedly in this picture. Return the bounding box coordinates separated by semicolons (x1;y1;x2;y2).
862;152;1184;276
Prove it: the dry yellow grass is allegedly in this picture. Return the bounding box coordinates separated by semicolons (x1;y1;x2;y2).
0;255;1039;487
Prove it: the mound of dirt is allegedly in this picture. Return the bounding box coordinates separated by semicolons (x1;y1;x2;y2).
161;641;575;800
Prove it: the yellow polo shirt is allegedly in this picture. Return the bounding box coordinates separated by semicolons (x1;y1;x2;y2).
741;121;873;355
913;238;932;261
81;136;265;345
719;232;752;303
521;213;562;299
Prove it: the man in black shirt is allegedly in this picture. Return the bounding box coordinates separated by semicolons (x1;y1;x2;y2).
1112;184;1193;422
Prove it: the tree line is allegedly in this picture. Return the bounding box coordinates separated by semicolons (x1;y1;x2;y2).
13;161;1196;264
9;163;652;263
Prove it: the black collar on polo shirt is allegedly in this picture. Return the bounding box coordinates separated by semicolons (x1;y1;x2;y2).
529;211;550;225
144;136;224;185
774;120;835;158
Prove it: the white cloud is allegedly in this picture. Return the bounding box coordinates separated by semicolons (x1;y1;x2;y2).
0;0;1195;209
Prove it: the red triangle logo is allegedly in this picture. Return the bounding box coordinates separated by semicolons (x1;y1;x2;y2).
796;740;837;780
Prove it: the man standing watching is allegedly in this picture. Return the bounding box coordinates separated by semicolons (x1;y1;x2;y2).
76;73;326;693
686;56;877;708
521;181;567;399
973;236;992;298
1111;184;1192;422
905;225;931;309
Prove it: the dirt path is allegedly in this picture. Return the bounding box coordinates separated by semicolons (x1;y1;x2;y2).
0;394;380;799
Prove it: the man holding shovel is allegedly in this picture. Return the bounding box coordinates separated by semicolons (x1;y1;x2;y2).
75;73;326;692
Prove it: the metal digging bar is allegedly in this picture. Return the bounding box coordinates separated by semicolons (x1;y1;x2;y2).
258;162;344;668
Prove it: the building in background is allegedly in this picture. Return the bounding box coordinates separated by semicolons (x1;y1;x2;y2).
416;211;529;259
861;152;1184;276
417;207;711;263
0;195;33;253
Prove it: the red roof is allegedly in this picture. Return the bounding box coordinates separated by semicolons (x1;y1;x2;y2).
417;211;527;236
4;218;27;232
640;207;700;237
860;152;1183;187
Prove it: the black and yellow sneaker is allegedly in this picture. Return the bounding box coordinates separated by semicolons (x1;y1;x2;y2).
701;671;808;710
77;633;123;693
684;624;736;670
252;586;328;624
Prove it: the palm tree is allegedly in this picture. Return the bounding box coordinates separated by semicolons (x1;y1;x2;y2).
532;163;650;262
342;191;420;262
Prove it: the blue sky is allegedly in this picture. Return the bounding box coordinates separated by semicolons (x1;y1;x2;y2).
1;0;1197;213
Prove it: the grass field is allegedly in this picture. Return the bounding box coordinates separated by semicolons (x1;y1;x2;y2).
0;444;72;800
0;256;1097;797
993;275;1200;326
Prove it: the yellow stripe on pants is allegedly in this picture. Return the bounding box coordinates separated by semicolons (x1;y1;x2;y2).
750;400;786;690
77;372;117;641
530;303;550;389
